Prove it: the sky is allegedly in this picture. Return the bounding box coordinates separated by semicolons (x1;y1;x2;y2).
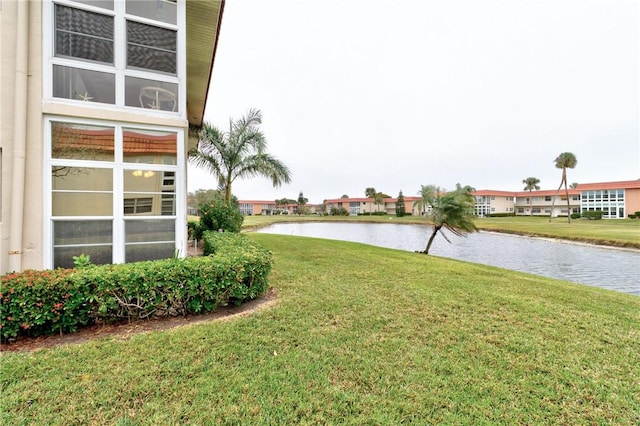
188;0;640;204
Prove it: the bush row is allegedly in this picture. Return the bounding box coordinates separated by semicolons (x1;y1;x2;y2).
0;233;272;342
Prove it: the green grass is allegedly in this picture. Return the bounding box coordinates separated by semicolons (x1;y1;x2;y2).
2;234;639;425
242;214;640;248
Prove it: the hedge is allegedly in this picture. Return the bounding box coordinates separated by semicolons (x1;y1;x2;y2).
0;233;272;342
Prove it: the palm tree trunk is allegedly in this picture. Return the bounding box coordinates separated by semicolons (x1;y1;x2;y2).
564;179;571;224
548;169;566;223
423;225;441;254
529;189;533;216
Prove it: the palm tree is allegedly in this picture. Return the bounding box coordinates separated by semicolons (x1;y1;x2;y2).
522;177;540;216
549;152;577;223
419;184;478;255
365;187;376;215
414;184;437;216
189;109;291;204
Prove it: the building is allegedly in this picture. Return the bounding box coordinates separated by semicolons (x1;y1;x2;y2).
236;200;320;216
475;180;640;219
1;0;225;273
324;196;422;216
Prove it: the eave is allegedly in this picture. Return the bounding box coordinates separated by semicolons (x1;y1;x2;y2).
186;0;225;127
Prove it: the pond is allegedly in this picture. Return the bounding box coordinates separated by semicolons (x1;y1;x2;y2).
257;222;640;296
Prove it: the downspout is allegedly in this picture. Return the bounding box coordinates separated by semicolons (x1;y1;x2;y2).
8;0;30;272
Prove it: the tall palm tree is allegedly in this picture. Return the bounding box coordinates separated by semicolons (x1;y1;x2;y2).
549;152;577;223
420;184;478;255
189;109;291;204
522;177;540;216
365;187;376;215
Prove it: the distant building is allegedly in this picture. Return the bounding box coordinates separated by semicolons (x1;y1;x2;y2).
323;196;422;216
238;180;640;220
475;180;640;219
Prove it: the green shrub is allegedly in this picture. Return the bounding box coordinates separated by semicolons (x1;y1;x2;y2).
0;269;93;340
571;212;582;219
199;201;243;233
1;234;272;342
330;207;349;216
628;214;637;219
487;213;516;217
582;211;603;220
635;211;640;218
187;219;204;241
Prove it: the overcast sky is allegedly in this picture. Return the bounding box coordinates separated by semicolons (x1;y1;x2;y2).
188;0;639;204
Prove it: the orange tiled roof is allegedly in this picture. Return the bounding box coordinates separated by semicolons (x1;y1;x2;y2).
575;180;640;190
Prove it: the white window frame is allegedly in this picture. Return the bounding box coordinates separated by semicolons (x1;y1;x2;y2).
44;116;186;268
43;0;185;117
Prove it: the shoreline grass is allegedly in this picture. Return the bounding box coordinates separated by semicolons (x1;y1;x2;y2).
2;234;639;424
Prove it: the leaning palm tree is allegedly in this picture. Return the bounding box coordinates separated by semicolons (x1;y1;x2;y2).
522;177;541;216
189;109;292;204
414;184;437;216
549;152;577;223
419;184;478;255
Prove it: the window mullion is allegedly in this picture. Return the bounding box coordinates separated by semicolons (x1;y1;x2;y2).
113;0;126;107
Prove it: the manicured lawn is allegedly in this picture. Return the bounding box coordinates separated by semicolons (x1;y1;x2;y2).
242;214;640;248
2;234;639;424
473;216;640;248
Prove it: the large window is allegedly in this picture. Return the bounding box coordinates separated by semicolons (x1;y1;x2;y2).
48;0;180;112
46;118;182;268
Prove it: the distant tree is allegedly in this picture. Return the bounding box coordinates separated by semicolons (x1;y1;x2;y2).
365;187;376;198
364;187;376;215
296;191;308;215
188;189;225;215
341;194;349;199
419;184;478;255
319;200;327;215
374;193;384;213
570;182;578;189
189;108;291;204
522;177;541;216
275;197;296;214
395;191;406;217
414;184;438;216
549;152;577;223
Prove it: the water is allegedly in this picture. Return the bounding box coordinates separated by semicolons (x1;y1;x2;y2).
257;222;640;296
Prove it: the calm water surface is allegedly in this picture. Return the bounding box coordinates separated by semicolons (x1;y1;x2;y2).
257;222;640;296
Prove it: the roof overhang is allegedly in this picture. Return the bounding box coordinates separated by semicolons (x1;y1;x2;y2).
186;0;225;127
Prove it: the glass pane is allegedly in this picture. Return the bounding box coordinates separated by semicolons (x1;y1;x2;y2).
125;242;176;263
54;245;113;268
126;0;177;25
52;192;113;216
124;169;162;192
53;167;113;190
127;20;176;74
125;219;175;242
52;122;115;161
53;220;112;245
53;65;115;104
125;76;178;112
124;195;155;215
123;128;177;164
55;5;114;64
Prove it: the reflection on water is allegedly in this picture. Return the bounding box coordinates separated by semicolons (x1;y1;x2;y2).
257;222;640;296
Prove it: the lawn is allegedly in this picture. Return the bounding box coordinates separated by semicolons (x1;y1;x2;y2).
2;234;639;425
